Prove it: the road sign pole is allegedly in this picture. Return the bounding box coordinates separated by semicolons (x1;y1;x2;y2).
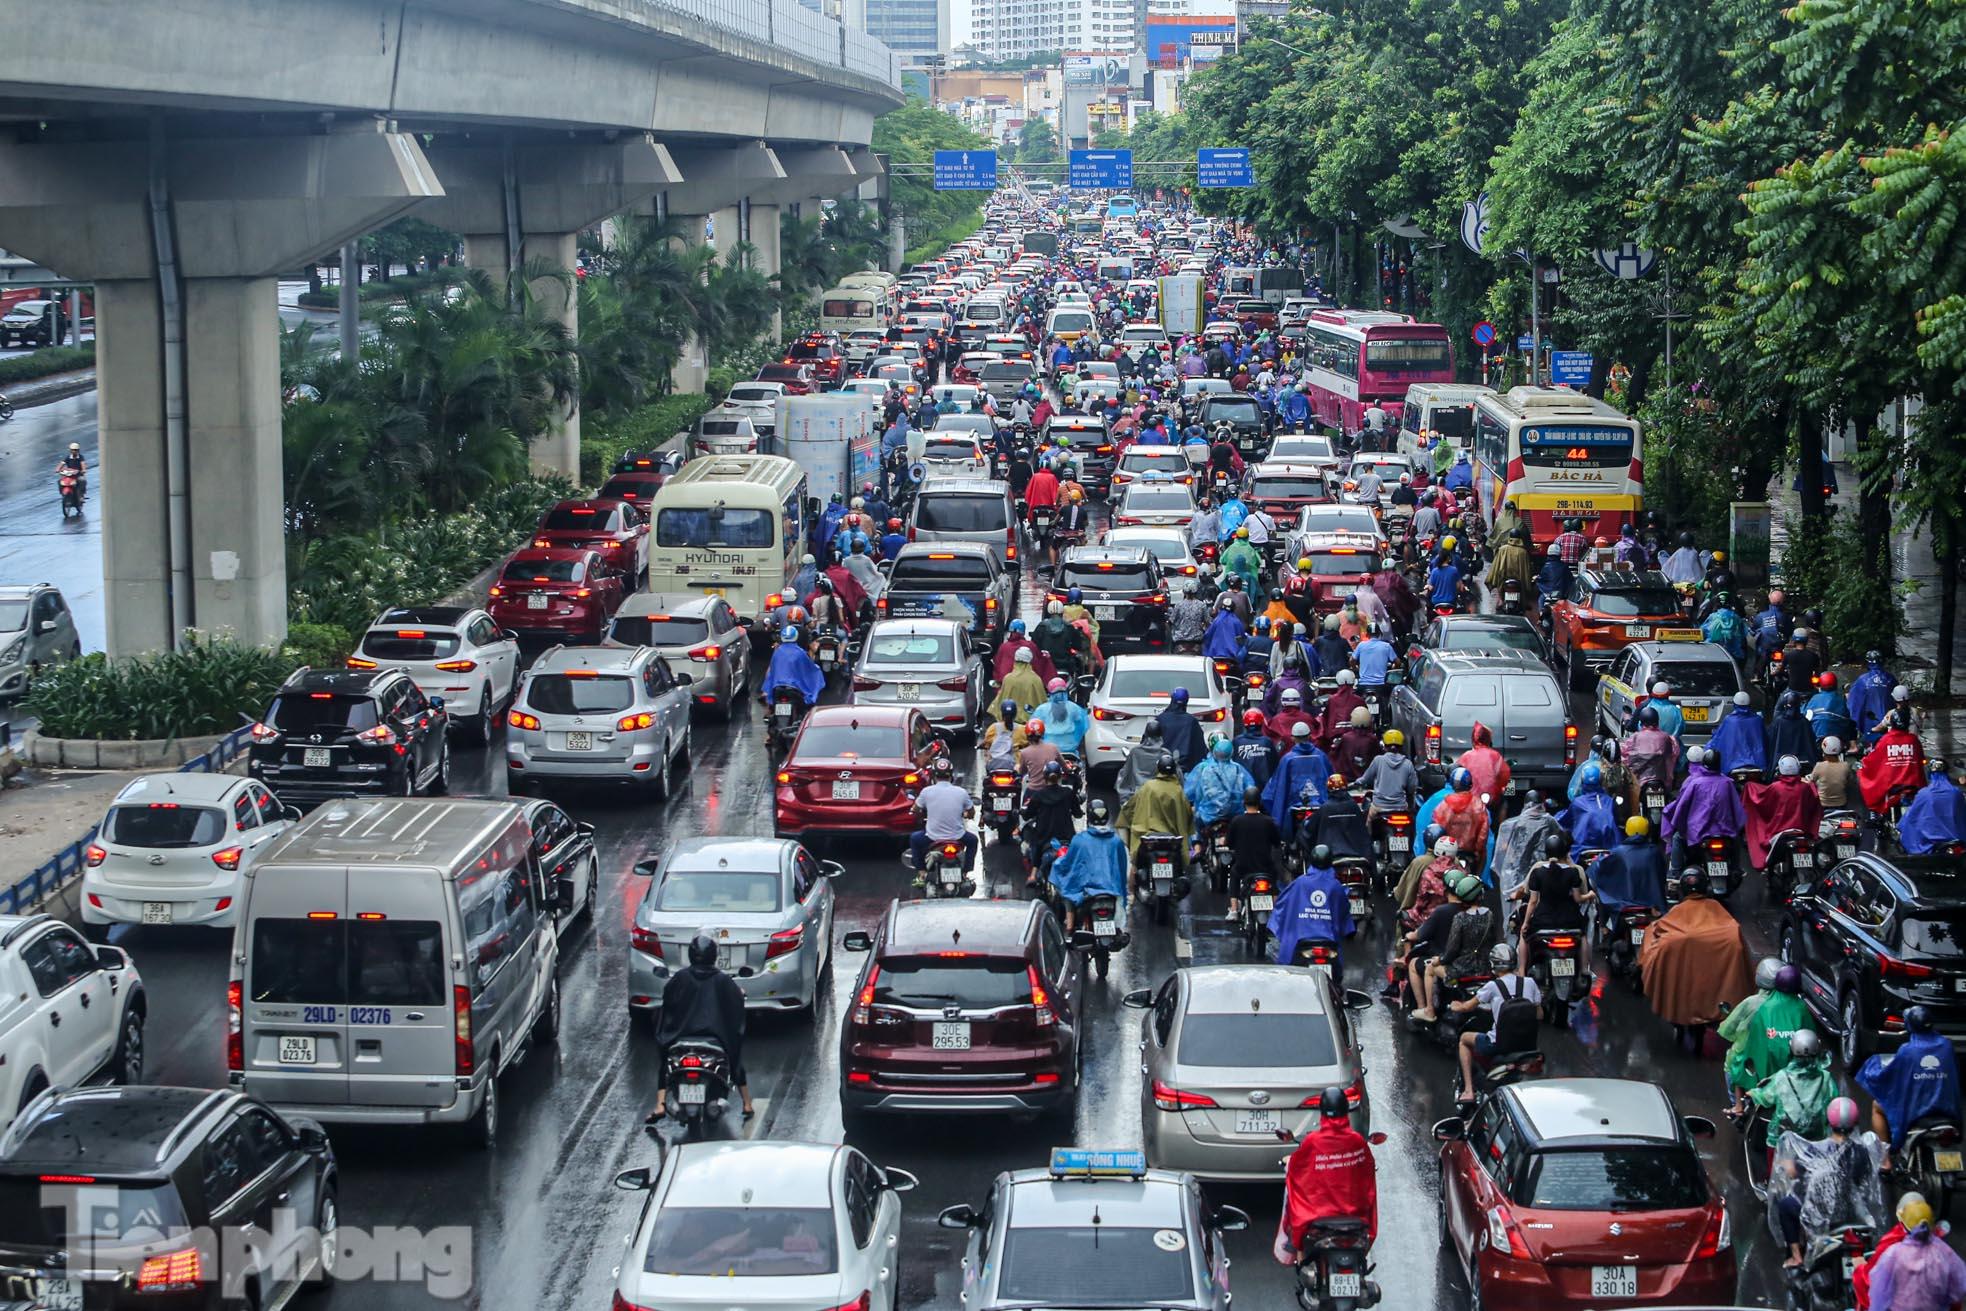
1528;250;1540;387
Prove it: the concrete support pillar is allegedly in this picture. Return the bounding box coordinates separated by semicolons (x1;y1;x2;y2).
460;230;582;478
747;200;782;339
96;280;171;656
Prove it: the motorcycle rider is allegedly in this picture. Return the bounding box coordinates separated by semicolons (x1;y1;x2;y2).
1034;600;1088;682
760;624;825;717
1310;615;1351;683
1168;580;1211;652
1156;686;1206;773
1639;868;1756;1051
1769;688;1821;767
1709;691;1771;778
1702;592;1751;665
1771;1094;1883;1272
1016;716;1061;792
1232;708;1280;791
1408;874;1494;1022
1268;843;1357;981
1455;721;1512;806
1724;964;1819;1118
1589;815;1669;919
993;618;1057;685
1560;763;1620;853
1426;549;1462;613
1329;706;1381;783
1186;734;1256;828
1264;721;1336;842
1513;830;1593;975
1275;1085;1378;1265
1811;735;1857;810
1662;745;1747;869
1202;594;1248;664
909;756;978;877
981;699;1022;773
1864;1193;1966;1311
1484;527;1536;606
1226;785;1283;921
1050;488;1091;569
1119;751;1196;894
1804;670;1857;745
1857;1006;1965;1172
1744;754;1827;869
1750;1030;1840;1164
1433;767;1491;880
1781;628;1823;695
1048;797;1128;932
1898;760;1966;854
1302;774;1373;863
1624;703;1683;799
999;646;1047;722
55;442;86;504
1220;525;1264;597
1022;758;1085;889
1849;649;1898;747
1370;556;1420;637
648;933;754;1122
1450;943;1544;1104
1034;678;1090;757
1492;790;1563;903
1357;728;1420;821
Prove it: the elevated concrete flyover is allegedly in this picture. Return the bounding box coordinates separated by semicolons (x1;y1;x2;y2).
0;0;898;656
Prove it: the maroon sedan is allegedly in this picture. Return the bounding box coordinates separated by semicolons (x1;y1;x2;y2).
529;499;648;581
773;705;939;840
487;547;628;644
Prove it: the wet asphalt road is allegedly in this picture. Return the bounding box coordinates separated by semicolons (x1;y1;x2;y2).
98;578;1799;1311
0;390;102;653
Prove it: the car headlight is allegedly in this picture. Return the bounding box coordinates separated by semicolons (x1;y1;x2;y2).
0;635;23;663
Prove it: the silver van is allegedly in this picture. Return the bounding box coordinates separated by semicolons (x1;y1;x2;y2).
1390;650;1575;794
907;476;1018;571
229;798;564;1147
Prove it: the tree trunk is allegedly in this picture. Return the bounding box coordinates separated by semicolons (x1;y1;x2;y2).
1939;535;1958;697
1855;412;1894;630
1797;410;1825;520
1625;354;1653;416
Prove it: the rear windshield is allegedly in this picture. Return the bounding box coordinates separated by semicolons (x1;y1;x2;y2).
266;694;379;735
998;1228;1193;1304
526;674;636;715
1060;563;1154;592
1271;438;1335;461
726;386;777;404
981;362;1033;381
1366;338;1452;373
1302;552;1373;576
1429;404;1474;439
540;506;615;531
502;558;584;583
793;724;904;760
1657;662;1739;698
104;804;227;849
1440;626;1544;655
361;631;461;660
0;1180;190;1247
642;1207;838;1277
891;556;993;588
867;632;957;664
872;958;1031;1009
1050;313;1093;332
657;870;781;914
1589;589;1678;618
656;508;774;549
1250;476;1328;500
915;495;1008;534
610;615;709;647
1517;1147;1708;1211
923;440;981;461
1900;916;1966;959
1123;489;1192;511
1207;399;1262;421
1178;1012;1340;1067
1107;667;1205;700
249;919;446;1006
1121;452;1190;473
786;342;834;360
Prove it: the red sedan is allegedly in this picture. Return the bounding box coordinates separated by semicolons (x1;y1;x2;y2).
774;706;940;840
756;362;815;394
487;547;628;644
1437;1078;1735;1309
530;498;649;580
595;469;667;505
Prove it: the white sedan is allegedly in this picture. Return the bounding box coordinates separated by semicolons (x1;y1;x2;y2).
1084;654;1238;780
83;772;296;930
613;1141;918;1311
1112;474;1198;528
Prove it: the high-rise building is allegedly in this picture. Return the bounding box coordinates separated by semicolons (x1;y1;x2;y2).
866;0;951;61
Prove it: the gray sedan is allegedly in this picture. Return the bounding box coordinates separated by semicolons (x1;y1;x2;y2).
848;618;987;739
1126;965;1373;1181
629;837;840;1019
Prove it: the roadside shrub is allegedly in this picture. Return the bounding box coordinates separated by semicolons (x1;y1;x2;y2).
1775;512;1910;663
22;632;291;741
279;623;353;671
580;396;715;484
0;344;96;385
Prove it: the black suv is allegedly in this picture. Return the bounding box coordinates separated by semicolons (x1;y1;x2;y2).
1049;545;1168;653
1199;393;1269;461
1781;853;1966;1065
0;1086;337;1309
248;668;449;808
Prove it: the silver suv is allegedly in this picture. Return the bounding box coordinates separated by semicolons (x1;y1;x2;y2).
505;645;692;797
1390;650;1576;794
0;584;80;700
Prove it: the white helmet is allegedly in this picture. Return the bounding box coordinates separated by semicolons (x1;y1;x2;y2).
1778;754;1802;776
1433;836;1458;857
1894;685;1911;702
1336;669;1356;686
1651;681;1672;697
1733;691;1751;707
1823;735;1844;755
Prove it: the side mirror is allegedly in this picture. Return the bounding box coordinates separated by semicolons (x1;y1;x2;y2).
578;822;596;837
498;629;518;643
1682;1115;1719;1140
632;858;659;878
937;1204;979;1230
1342;988;1373;1012
296;1125;331;1153
428;696;446;712
614;1167;655;1192
820;860;846;880
282;806;303;823
554;882;575;914
1432;1116;1466;1142
1121;988;1153;1009
884;1167;920;1193
1367;1131;1388;1146
37;620;57;634
93;946;128;972
842;931;873;952
1210;1205;1251;1233
1222;675;1245;694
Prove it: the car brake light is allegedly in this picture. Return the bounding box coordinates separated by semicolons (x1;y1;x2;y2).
1426;722;1442;765
853;965;881;1025
1200;706;1226;721
902;772;921;786
1027;964;1056;1027
1152;1079;1219;1111
355;724;396;745
766;925;804;960
1696;1204;1732;1258
1092;704;1135;723
937;676;971;691
84;844;107;867
1878;951;1936;982
135;1247;203;1292
852;676;881;691
345;656;379;669
1564;723;1578;766
818;1294;871;1311
613;1294;656;1311
211;847;244;871
454;984;474;1075
248;721;280;742
508;710;540;731
1485;1204;1534;1260
630;926;663;957
617;712;654;731
226;979;242;1072
38;1174;97;1184
434;660;477;672
488;586;503;598
689;645;722;662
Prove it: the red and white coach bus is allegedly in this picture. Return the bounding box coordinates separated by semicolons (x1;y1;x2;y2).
1301;309;1456;438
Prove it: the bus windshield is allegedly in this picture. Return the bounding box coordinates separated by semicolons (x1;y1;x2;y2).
1366;337;1452;374
656;507;775;548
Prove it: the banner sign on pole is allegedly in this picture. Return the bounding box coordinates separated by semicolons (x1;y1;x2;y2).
933;151;998;190
1550;351;1594;387
1516;334;1534;352
1195;148;1254;188
1068;149;1133;190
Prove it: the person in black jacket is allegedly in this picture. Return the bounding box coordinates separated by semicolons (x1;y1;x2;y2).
649;935;753;1120
1157;688;1207;773
1302;775;1373;861
1022;758;1084;887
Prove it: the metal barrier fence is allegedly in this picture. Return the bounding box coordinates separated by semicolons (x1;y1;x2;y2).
5;723;255;915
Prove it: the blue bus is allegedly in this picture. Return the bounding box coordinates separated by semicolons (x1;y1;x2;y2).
1105;195;1138;219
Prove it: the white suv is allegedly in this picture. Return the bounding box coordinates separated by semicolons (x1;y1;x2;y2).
84;772;295;930
349;606;521;743
0;915;145;1129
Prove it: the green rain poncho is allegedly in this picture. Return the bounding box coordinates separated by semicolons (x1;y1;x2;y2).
1118;778;1195;860
1748;1056;1837;1145
1725;990;1818;1093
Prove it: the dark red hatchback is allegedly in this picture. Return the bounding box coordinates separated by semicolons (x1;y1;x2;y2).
486;547;628;643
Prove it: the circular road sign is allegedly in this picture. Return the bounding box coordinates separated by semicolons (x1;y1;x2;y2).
1472;320;1497;346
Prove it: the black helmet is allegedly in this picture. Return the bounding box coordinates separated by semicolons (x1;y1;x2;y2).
1270;586;1285;601
1774;964;1802;994
1317;1086;1351;1119
1677;868;1709;898
1310;843;1333;867
1142;719;1164;740
1156;751;1178;778
1906;1005;1935;1034
1678;531;1694;548
1087;797;1111;825
687;933;718;970
1243;785;1263;807
1543;830;1571;858
1522;788;1543;809
1000;698;1018;719
1638;704;1660;728
1044;758;1063;778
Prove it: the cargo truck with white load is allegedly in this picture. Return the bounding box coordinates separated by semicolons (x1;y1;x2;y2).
776;394;881;509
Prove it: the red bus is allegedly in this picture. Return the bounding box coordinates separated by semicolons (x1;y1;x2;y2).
1301;309;1455;439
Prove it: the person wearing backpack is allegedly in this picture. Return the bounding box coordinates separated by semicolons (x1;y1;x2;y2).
1450;943;1543;1104
1702;592;1750;667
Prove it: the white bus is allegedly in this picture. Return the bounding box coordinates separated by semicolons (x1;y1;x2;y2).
646;455;808;629
818;274;897;337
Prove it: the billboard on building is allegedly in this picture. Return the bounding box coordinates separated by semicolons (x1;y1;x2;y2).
1062;51;1128;87
1144;16;1237;68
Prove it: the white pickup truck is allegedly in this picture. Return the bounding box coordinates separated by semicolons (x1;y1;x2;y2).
0;915;146;1127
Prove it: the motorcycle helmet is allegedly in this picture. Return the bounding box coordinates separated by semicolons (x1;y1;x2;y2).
1774;964;1802;994
1895;685;1912;702
1866;648;1883;665
932;755;956;778
1488;942;1516;972
1650;680;1672;697
1676;868;1709;898
1906;1005;1935;1034
1599;738;1620;762
1543;830;1572;858
1243;709;1266;729
1678;531;1694;548
888;517;903;530
1210;735;1232;759
1047;599;1065;616
1733;691;1751;707
1433;836;1459;857
1014;646;1035;665
1822;735;1844;755
1897;1193;1935;1231
1778;755;1802;777
1453;874;1484;901
1327;772;1347;790
1638;704;1661;728
1382;729;1405;748
1317;1086;1352;1119
1170;686;1191;706
1087;798;1112;830
1025;718;1046;739
1156;751;1179;777
1684;746;1706;767
1279;687;1304;707
1043;759;1064;779
1047;677;1070;695
1270;586;1286;601
1291;721;1313;740
1754;957;1784;991
1449;766;1473;792
1827;1096;1861;1132
1142;720;1164;741
1349;706;1372;729
780;624;800;644
1068;587;1083;605
1242;785;1263;808
1000;699;1019;721
1310;843;1333;867
687;934;719;970
1336;670;1357;686
1625;816;1651;838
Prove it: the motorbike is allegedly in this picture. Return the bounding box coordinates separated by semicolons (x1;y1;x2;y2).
1787;1226;1875;1311
921;835;974;899
58;472;84;517
1595;903;1657;987
1498;577;1525;617
1332;857;1373;925
1136;833;1189;925
1079;892;1129;980
1030;503;1056;546
1641;782;1669;837
1293;1218;1380;1311
983;769;1021;842
657;1037;732;1143
1240;870;1277;956
765;687;807;753
1202;817;1235;895
1763;828;1818;903
0;392;14;422
1691;833;1741;900
812;627;846;679
1371;811;1414;891
1897;1116;1966;1218
1524;926;1590;1028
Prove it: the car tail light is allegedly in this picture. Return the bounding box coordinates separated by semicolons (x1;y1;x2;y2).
1200;706;1227;721
345;656;379;669
1027;964;1056;1027
1006;523;1017;560
211;847;244;871
689;644;722;662
488;586;504;598
938;676;971;691
1564;723;1578;766
248;721;280;742
1485;1204;1534;1260
876;595;888;614
630;926;662;957
1425;723;1442;765
1152;1079;1219;1111
434;660;477;672
508;710;540;731
765;593;785;609
852;676;881;691
355;724;396;745
616;712;654;731
226;979;242;1072
818;1293;871;1311
766;925;805;960
1093;705;1135;722
454;984;474;1075
853;965;881;1025
135;1246;203;1292
613;1294;655;1311
1878;951;1936;982
902;772;921;786
1695;1204;1732;1258
84;844;107;867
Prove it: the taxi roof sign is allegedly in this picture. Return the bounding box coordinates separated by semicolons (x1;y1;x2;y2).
1048;1148;1148;1178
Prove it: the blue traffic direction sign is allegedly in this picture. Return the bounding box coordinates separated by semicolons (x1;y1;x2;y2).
1195;148;1253;188
933;150;998;191
1068;149;1133;190
1550;351;1594;386
1516;334;1535;352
